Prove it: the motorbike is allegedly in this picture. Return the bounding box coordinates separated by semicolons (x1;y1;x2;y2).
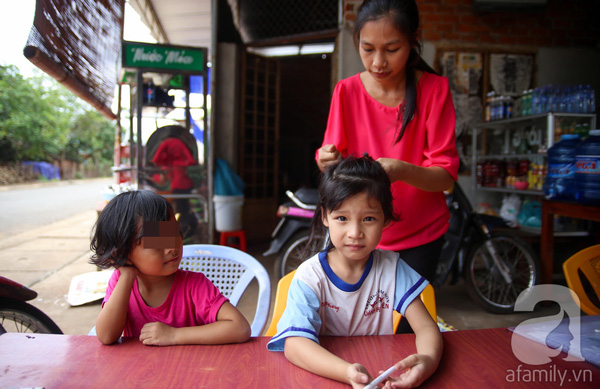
263;188;318;278
0;275;63;334
434;182;539;313
265;182;540;314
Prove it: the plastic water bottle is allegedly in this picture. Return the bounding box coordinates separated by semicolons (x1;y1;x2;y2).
532;87;541;114
574;129;600;204
146;79;155;104
587;85;596;113
543;134;581;200
540;86;549;113
485;92;493;121
577;85;587;113
549;85;559;112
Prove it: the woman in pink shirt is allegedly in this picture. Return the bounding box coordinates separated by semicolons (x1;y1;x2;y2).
90;190;251;345
317;0;459;288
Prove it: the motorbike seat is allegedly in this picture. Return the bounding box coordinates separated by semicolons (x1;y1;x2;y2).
294;188;319;204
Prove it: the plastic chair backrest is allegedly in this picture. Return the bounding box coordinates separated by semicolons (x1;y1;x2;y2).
392;283;437;330
181;244;271;336
562;244;600;316
264;270;296;336
264;270;436;336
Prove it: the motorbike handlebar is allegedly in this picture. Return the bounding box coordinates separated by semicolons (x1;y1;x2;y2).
286;190;317;210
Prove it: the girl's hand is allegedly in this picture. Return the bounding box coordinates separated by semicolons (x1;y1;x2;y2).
382;354;435;388
116;263;139;279
114;258;139;277
347;363;372;388
317;144;341;171
139;322;176;346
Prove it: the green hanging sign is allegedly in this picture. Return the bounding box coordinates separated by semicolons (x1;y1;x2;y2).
122;41;205;72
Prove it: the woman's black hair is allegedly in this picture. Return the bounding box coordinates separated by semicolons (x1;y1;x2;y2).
89;190;174;269
353;0;437;144
306;154;399;254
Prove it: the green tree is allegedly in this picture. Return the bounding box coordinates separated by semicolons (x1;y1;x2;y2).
66;109;115;165
0;65;45;161
0;64;115;167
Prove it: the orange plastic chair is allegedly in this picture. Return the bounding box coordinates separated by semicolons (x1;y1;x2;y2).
562;244;600;316
264;270;437;336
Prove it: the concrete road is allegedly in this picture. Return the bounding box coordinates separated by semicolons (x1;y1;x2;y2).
0;177;112;238
0;178;112;335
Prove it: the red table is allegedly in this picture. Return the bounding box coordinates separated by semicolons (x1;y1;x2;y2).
0;328;598;388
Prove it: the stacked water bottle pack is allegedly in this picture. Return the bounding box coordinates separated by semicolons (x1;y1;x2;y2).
530;84;596;115
543;130;600;204
574;130;600;204
485;84;596;122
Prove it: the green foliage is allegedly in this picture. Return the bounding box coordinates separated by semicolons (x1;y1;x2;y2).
0;64;115;165
66;109;115;164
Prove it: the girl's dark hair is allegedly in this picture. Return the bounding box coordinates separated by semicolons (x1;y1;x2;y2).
90;190;174;269
306;154;399;254
353;0;437;144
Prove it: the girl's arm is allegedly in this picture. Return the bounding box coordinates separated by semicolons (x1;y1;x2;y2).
376;158;454;192
384;298;442;388
139;301;251;346
284;336;372;388
95;267;138;345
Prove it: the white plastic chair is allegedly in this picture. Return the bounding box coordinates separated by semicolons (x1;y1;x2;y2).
180;244;271;336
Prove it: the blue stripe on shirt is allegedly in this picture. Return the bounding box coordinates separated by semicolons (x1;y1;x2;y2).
396;275;426;313
319;250;373;292
270;326;318;344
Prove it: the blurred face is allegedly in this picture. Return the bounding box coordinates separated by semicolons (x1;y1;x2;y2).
358;16;412;86
322;192;386;264
128;217;182;276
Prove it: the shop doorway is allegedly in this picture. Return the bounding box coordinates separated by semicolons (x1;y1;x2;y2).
278;53;332;200
238;51;332;241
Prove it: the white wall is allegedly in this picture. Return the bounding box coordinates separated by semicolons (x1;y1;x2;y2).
537;48;600;94
338;24;362;80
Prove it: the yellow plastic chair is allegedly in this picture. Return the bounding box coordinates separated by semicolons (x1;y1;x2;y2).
264;270;437;336
562;244;600;316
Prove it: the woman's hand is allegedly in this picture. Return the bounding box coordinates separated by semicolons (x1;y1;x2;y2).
376;158;404;183
376;158;454;192
317;144;341;171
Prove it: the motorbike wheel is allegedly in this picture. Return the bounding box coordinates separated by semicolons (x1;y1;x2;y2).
275;229;317;279
463;232;539;314
0;298;63;334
